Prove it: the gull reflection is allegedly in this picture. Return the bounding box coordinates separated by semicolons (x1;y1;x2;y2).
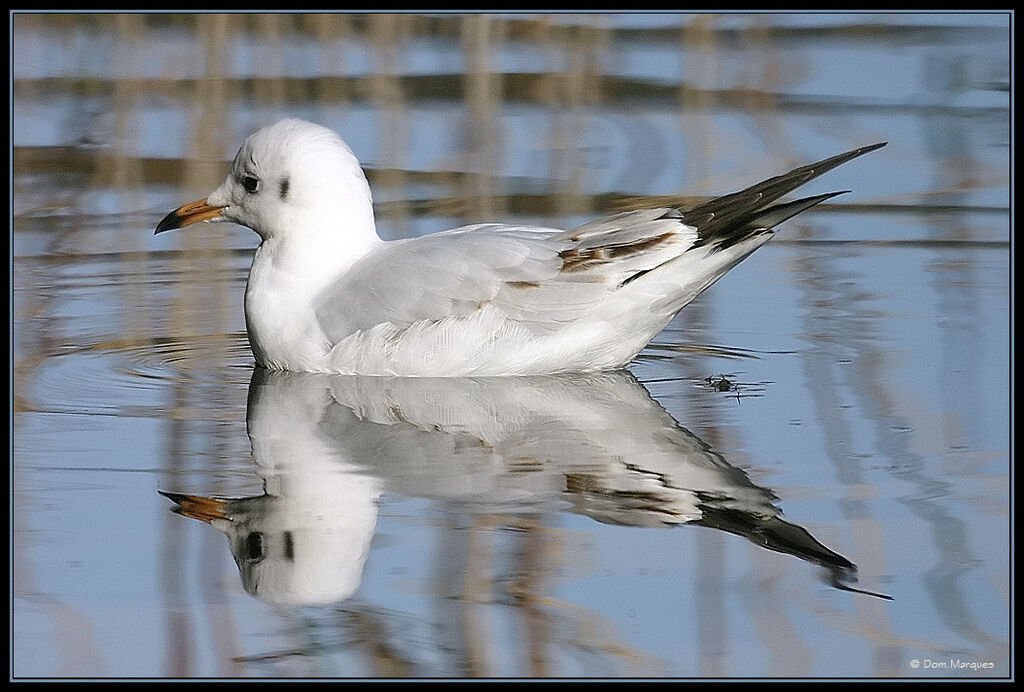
161;368;888;606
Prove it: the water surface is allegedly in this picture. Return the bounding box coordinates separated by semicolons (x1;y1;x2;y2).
12;12;1010;679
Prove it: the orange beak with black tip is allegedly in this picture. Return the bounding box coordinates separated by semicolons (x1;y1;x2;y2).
155;198;227;234
159;491;229;524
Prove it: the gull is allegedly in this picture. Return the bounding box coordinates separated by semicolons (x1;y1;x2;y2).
156;118;885;376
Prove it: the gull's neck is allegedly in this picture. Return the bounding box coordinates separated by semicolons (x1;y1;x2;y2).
243;210;383;371
253;207;383;292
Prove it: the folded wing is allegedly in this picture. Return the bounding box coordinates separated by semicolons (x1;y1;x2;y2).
314;214;694;340
314;142;886;343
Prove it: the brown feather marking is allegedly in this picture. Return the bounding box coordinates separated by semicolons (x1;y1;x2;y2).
605;231;675;258
561;251;608;272
559;231;675;272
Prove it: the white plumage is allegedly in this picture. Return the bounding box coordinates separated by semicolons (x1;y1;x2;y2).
161;369;877;604
156;118;884;376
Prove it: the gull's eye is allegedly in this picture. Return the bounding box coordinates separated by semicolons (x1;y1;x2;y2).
241;175;260;194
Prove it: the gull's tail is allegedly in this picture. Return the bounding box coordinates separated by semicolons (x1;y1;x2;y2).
578;142;888;361
685;142;888;250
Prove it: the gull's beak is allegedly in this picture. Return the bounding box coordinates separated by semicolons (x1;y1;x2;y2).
154;198;226;234
159;491;229;524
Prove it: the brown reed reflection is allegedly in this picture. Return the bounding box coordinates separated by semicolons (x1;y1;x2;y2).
158;368;886;674
11;11;1009;678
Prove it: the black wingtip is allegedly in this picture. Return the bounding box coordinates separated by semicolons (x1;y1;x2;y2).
744;190;851;231
851;142;887;159
804;141;888;177
843;142;887;157
685;141;887;244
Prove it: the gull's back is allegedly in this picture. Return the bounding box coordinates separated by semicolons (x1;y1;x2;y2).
312;143;885;376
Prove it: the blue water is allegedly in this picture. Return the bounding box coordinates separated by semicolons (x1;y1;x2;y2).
12;11;1011;680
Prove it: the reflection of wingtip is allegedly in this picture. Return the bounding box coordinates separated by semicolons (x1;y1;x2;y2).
704;510;894;600
696;505;856;572
828;571;894;601
159;491;228;523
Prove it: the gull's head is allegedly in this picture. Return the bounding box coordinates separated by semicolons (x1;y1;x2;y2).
155;118;375;242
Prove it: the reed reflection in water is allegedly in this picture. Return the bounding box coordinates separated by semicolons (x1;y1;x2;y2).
11;11;1009;679
162;369;882;603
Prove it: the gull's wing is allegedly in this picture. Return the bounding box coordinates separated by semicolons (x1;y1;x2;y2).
314;215;692;341
314;143;887;342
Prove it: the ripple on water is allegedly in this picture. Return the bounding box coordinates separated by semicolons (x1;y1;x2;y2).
23;333;255;418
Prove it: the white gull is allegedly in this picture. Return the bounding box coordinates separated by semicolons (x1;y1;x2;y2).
156;118;884;376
